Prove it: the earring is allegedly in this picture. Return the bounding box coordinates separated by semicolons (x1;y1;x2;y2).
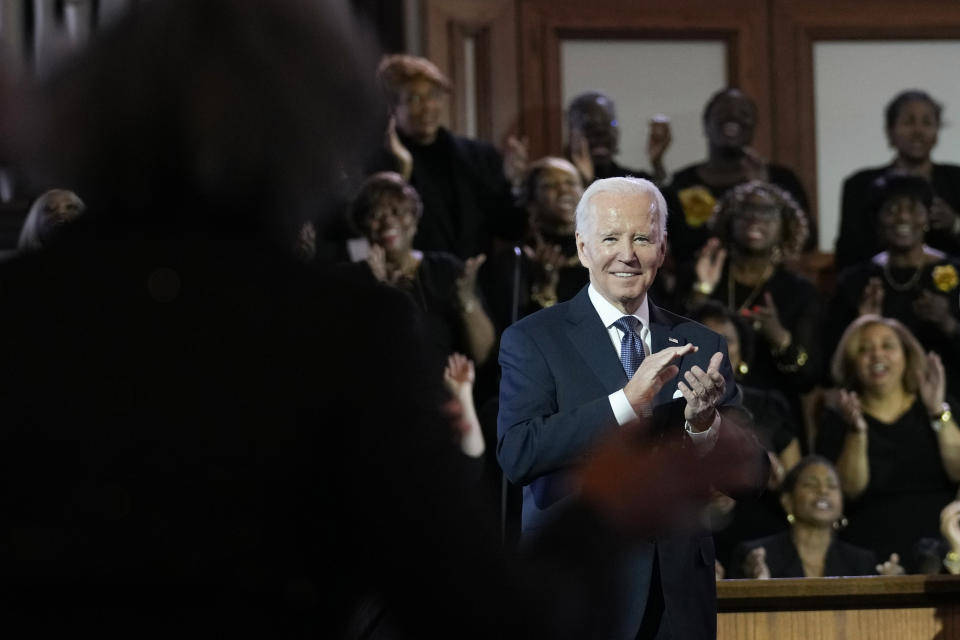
833;516;849;531
786;513;795;524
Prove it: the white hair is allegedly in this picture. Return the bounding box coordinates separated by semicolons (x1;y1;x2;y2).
574;176;668;242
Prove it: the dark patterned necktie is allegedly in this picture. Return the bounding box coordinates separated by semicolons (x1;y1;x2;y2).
613;315;645;379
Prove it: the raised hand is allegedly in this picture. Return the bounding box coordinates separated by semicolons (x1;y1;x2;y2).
366;244;389;283
524;243;565;288
913;290;957;336
568;127;594;184
647;115;672;182
679;351;726;431
929;196;959;234
941;500;960;552
623;343;698;416
715;560;726;581
443;352;475;399
858;277;885;316
743;546;771;579
834;388;868;433
503;134;529;187
742;292;791;349
876;553;905;576
456;254;487;308
917;351;947;417
694;238;727;294
385;116;413;180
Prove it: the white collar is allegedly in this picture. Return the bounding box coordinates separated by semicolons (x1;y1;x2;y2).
871;245;945;265
587;284;650;329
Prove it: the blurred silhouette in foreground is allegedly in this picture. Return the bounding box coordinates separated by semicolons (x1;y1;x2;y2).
17;188;85;251
0;1;764;637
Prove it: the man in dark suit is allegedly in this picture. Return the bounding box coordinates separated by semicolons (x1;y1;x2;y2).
498;176;767;640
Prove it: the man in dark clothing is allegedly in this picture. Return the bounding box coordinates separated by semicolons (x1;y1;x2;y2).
375;54;525;259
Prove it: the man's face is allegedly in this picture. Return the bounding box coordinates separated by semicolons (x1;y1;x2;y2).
393;77;444;145
576;190;665;314
569;96;619;163
704;90;755;151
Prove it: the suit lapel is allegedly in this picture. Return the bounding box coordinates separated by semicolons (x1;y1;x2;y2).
565;288;627;394
648;302;687;406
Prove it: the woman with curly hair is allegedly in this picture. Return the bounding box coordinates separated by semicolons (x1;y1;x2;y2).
826;174;960;403
683;181;821;412
668;88;811;263
816;315;960;570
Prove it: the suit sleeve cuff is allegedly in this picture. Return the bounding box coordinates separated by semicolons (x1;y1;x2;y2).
685;411;720;456
609;390;639;426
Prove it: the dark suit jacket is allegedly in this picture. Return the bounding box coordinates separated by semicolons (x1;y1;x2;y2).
497;285;761;640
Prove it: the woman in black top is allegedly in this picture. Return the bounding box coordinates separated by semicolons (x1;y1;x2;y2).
731;456;886;578
835;89;960;270
683;181;821;426
480;157;589;331
351;172;496;367
816;315;960;570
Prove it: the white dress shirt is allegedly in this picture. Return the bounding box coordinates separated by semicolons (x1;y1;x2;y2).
587;285;718;450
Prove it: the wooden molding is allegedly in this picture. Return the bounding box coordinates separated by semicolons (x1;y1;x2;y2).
424;0;518;145
771;0;960;241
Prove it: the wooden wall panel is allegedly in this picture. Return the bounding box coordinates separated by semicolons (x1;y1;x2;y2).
717;575;960;640
423;0;518;145
517;0;770;160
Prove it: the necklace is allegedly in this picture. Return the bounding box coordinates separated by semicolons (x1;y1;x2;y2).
727;262;774;312
881;260;923;292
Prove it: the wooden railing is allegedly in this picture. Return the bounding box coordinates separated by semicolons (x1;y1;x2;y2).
717;575;960;639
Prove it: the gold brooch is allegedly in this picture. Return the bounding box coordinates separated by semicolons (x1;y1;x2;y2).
678;186;716;228
932;264;959;292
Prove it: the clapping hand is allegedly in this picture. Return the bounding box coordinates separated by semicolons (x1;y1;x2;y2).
679;351;726;431
743;547;771;580
385;116;413;180
568;127;594;184
623;343;697;416
741;292;790;349
916;351;947;418
940;500;960;575
830;388;868;433
366;244;389;283
455;254;486;308
913;290;958;336
503;134;529;187
694;238;727;294
858;277;885;316
443;352;475;399
876;553;905;576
